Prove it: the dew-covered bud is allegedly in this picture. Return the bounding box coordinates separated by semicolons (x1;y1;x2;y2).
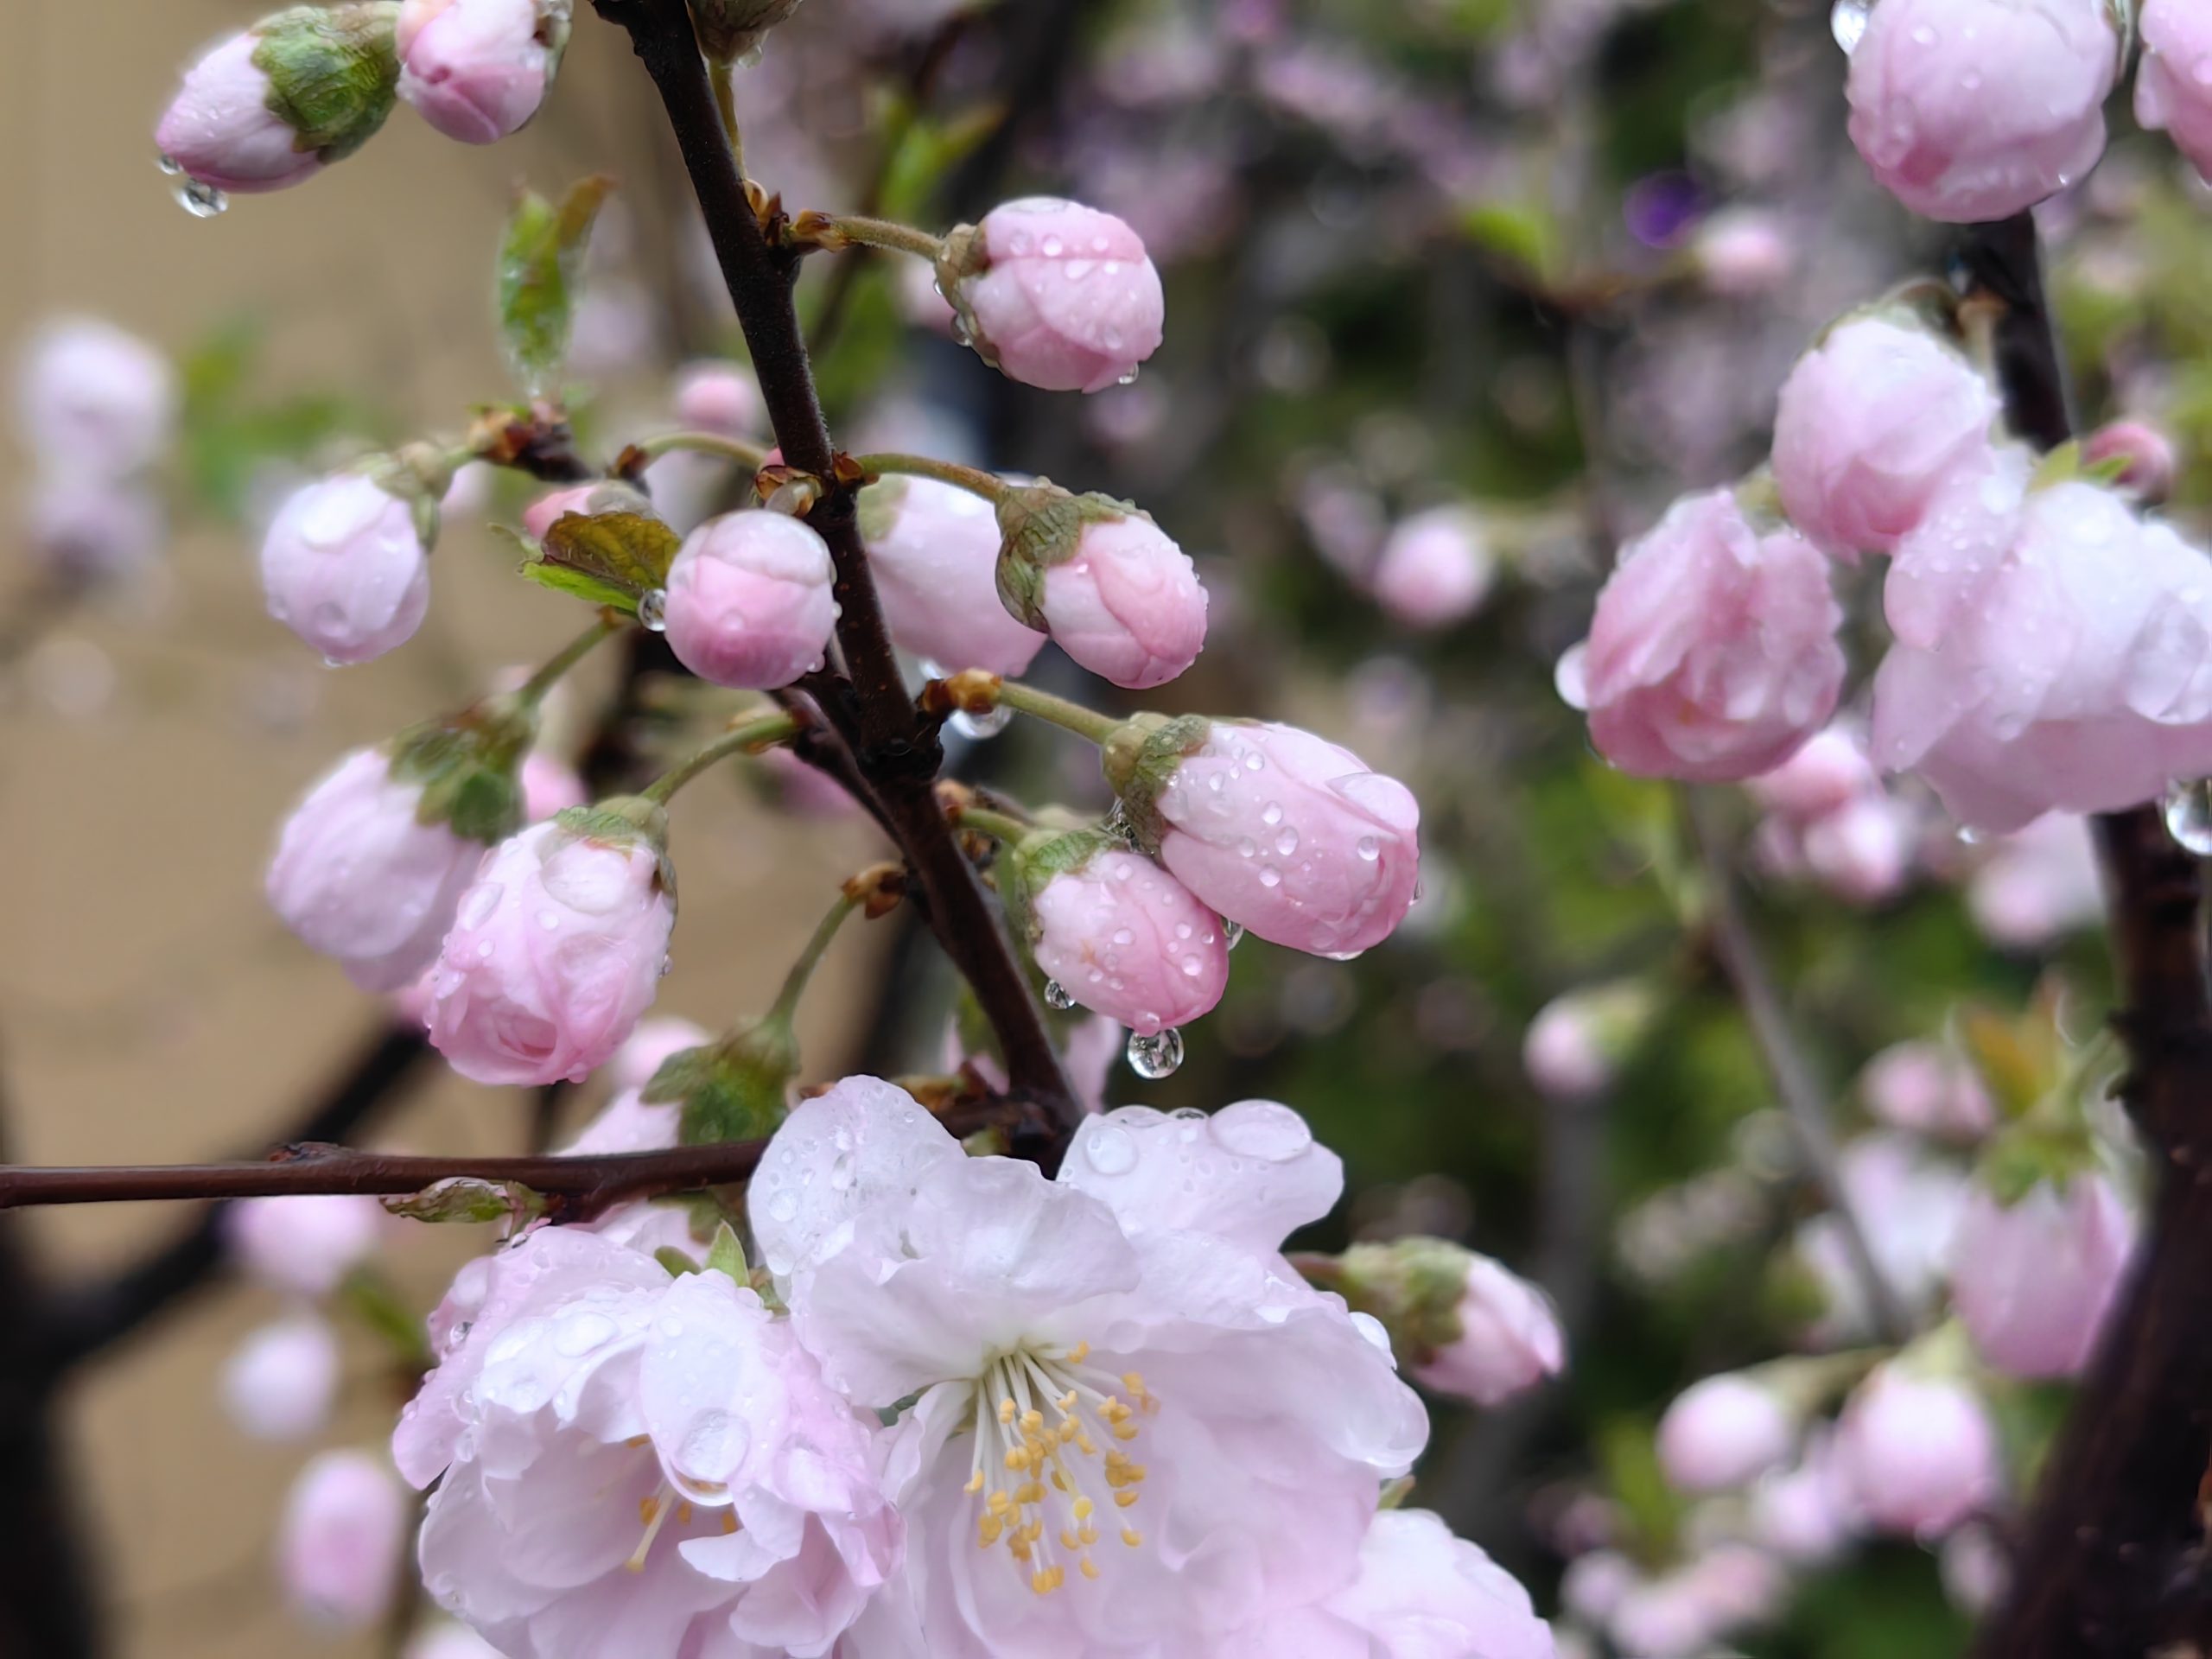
1951;1171;2135;1378
995;483;1205;689
857;475;1046;676
664;510;837;690
261;461;442;664
1323;1237;1565;1407
222;1315;341;1440
937;198;1165;393
2139;0;2212;183
15;318;175;478
1658;1373;1797;1494
277;1450;408;1630
1370;505;1494;630
158;4;403;194
1834;1366;2000;1537
396;0;567;144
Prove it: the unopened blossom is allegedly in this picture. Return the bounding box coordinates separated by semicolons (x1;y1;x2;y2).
1862;1041;1995;1140
1748;727;1879;822
938;198;1165;393
226;1192;385;1298
261;473;434;664
1748;1432;1861;1565
1115;716;1421;957
1020;838;1230;1036
664;510;837;690
1415;1252;1566;1407
1602;1548;1787;1659
397;0;565;144
1796;793;1915;903
396;1229;900;1658
1217;1509;1554;1659
221;1314;340;1440
426;809;675;1085
1657;1373;1796;1493
26;477;165;583
278;1450;409;1629
16;318;175;477
1845;0;2120;223
1572;489;1844;782
749;1081;1427;1654
1874;453;2212;832
2083;417;2179;502
996;487;1207;689
1523;982;1654;1102
672;358;760;433
519;481;605;542
1692;208;1795;298
1796;1134;1967;1338
858;475;1046;676
1968;814;2105;948
1835;1367;2000;1535
1770;315;1998;560
1951;1172;2136;1377
1370;505;1495;630
2137;0;2212;182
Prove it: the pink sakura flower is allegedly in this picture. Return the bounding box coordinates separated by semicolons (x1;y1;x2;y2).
1834;1367;2000;1536
1747;1431;1862;1566
749;1081;1428;1656
859;476;1047;677
226;1192;385;1298
1370;505;1495;631
664;511;838;690
397;0;564;144
1657;1373;1796;1494
1216;1509;1554;1659
1573;489;1844;782
1023;842;1230;1037
1035;510;1208;690
1861;1041;1995;1140
426;810;676;1085
260;473;433;664
15;318;175;478
1845;0;2120;223
396;1229;900;1659
1950;1172;2137;1378
1872;453;2212;833
1967;814;2106;949
1770;314;1998;561
156;30;326;194
279;1450;409;1630
221;1314;340;1440
941;198;1165;394
1414;1253;1566;1407
2136;0;2212;183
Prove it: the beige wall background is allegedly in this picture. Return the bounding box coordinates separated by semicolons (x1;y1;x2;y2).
3;5;881;1652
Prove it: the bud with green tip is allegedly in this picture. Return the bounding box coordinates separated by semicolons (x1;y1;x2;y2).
995;480;1206;690
1312;1238;1564;1407
648;1020;800;1147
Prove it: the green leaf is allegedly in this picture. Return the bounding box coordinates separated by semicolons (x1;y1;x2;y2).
1458;198;1565;288
655;1246;703;1277
519;511;680;615
498;175;614;392
879;100;1006;222
705;1222;749;1283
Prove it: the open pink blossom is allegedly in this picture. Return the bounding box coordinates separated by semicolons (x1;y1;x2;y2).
859;476;1047;676
2137;0;2212;182
1873;454;2212;833
261;474;432;664
226;1192;385;1298
1037;512;1208;689
1146;720;1421;957
267;746;486;990
944;198;1165;393
749;1081;1427;1656
1771;315;1998;560
156;31;325;194
1951;1173;2136;1378
16;318;175;477
664;510;837;690
397;1229;899;1659
1370;505;1494;631
1574;490;1844;782
1968;814;2105;948
426;813;676;1085
1658;1374;1796;1494
1845;0;2120;223
222;1314;340;1440
1862;1041;1994;1140
279;1450;409;1630
1217;1509;1554;1659
1027;845;1229;1036
1835;1367;2000;1536
397;0;561;144
1414;1253;1565;1406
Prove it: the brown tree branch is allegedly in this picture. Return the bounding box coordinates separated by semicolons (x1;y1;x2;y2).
1961;212;2212;1659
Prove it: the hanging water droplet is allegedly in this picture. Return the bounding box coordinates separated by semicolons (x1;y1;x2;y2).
1103;799;1135;842
950;315;974;348
1223;918;1245;950
1830;0;1870;53
1955;824;1986;847
1043;978;1076;1010
156;152;185;176
2165;779;2212;855
1116;366;1141;387
637;588;669;632
1126;1026;1185;1080
950;702;1014;741
175;176;228;218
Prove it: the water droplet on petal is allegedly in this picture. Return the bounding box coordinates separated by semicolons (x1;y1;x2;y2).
2165;779;2212;855
1081;1122;1137;1174
175;175;228;217
1127;1027;1185;1079
950;702;1013;740
638;588;669;632
1223;918;1246;950
1830;0;1870;53
1043;979;1076;1011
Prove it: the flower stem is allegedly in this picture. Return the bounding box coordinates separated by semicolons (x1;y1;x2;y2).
516;617;622;708
851;452;1010;503
766;891;860;1027
812;214;944;262
633;429;771;468
951;803;1035;845
641;711;798;804
713;61;744;175
995;679;1123;746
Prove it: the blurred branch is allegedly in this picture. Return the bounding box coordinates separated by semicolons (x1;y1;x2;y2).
1961;213;2212;1659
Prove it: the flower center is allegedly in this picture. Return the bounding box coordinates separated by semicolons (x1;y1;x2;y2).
963;1340;1157;1596
622;1454;737;1573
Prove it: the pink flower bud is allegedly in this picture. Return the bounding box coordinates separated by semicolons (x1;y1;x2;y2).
222;1315;340;1440
858;476;1046;676
519;750;585;821
1523;996;1611;1100
27;478;164;583
1951;1173;2136;1378
1142;720;1421;957
1692;208;1796;298
267;747;487;990
156;31;324;194
1036;510;1208;689
1027;845;1230;1035
397;0;562;144
1967;814;2104;949
1835;1368;2000;1536
2137;0;2212;183
520;482;606;542
1749;1433;1861;1565
427;813;676;1085
260;474;432;665
1414;1255;1566;1406
277;1450;408;1630
1771;315;1999;560
664;511;837;690
1657;1374;1796;1494
1576;489;1844;782
1798;793;1913;903
16;318;175;477
605;1014;712;1096
671;358;760;434
1747;727;1879;822
226;1193;385;1298
1862;1041;1994;1140
941;197;1166;393
1370;505;1495;630
2082;418;2178;502
1846;0;2120;223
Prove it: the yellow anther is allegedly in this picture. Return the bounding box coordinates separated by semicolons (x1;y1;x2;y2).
1115;1490;1141;1509
677;1502;693;1525
1122;1528;1143;1548
988;1490;1014;1515
1015;1481;1045;1506
1111;1422;1140;1441
625;1435;652;1448
639;1497;660;1525
1005;1446;1028;1471
1050;1470;1069;1493
1059;1421;1079;1444
1073;1497;1095;1520
998;1397;1017;1424
1122;1372;1145;1393
1076;1434;1097;1456
1102;1399;1132;1423
1069;1342;1090;1362
1061;1529;1081;1549
1021;1408;1045;1433
721;1511;738;1535
1080;1556;1101;1580
964;1471;985;1495
1058;1390;1078;1412
1078;1523;1099;1546
978;1515;1005;1547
